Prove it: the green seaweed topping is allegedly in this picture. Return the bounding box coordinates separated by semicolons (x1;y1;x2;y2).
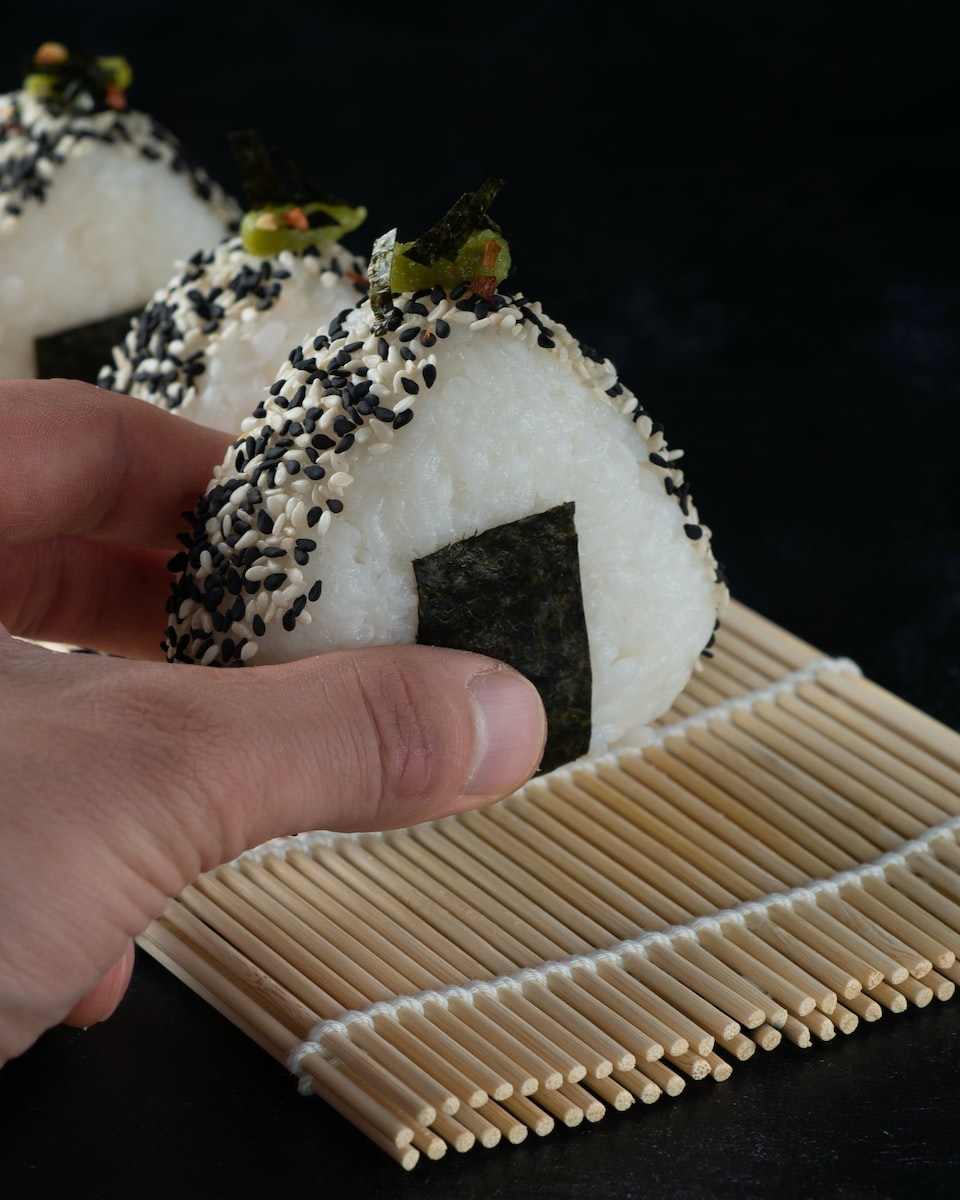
414;502;592;774
368;178;511;332
23;43;131;112
228;130;366;257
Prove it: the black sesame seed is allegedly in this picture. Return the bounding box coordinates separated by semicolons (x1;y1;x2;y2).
264;573;287;591
308;580;323;602
393;409;414;430
327;498;344;513
307;506;323;527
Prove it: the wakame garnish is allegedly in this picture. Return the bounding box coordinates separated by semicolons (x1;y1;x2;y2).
228;130;366;257
368;178;512;331
393;177;510;296
23;43;131;112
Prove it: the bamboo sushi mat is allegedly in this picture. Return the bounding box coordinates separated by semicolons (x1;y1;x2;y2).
138;600;960;1169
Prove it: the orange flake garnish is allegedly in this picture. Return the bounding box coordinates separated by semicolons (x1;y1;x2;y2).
469;274;498;302
481;237;501;270
280;206;310;231
105;82;128;110
34;42;68;65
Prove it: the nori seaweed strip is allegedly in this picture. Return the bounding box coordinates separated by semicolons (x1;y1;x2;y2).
368;227;399;334
228;131;350;212
269;146;349;210
414;501;592;774
403;178;504;267
36;307;141;384
227;130;283;210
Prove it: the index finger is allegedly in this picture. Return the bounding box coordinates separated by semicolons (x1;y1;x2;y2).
0;378;234;549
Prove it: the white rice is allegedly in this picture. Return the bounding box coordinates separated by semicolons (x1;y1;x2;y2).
0;91;239;379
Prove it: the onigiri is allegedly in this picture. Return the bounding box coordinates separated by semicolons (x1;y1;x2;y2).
164;185;728;768
98;133;368;433
0;43;239;381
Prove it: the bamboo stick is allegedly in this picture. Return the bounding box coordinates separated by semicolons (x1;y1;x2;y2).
796;681;960;804
777;690;960;817
587;1073;636;1111
844;992;883;1022
608;1068;661;1104
866;982;908;1014
721;1031;757;1061
476;1101;528;1145
719;601;823;670
896;976;933;1008
500;1093;554;1137
780;1016;812;1048
143;912;421;1166
446;1101;501;1149
816;668;960;774
698;719;895;862
750;1024;783;1051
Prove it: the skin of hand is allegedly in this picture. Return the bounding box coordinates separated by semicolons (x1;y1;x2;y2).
0;379;547;1066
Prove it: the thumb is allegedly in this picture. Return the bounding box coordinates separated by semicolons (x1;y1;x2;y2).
0;637;546;1061
47;641;549;880
159;643;549;859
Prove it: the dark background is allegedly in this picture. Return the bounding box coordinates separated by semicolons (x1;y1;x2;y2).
3;3;959;1197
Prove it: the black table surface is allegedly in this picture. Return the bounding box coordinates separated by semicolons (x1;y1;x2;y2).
3;5;960;1197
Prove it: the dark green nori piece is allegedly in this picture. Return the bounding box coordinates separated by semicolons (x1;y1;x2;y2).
35;308;140;384
227;130;350;211
368;227;398;334
414;501;592;774
403;177;504;266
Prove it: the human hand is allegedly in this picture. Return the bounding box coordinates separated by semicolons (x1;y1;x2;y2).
0;379;547;1065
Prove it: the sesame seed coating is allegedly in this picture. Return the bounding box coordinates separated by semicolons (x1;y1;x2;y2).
0;89;237;234
98;234;367;424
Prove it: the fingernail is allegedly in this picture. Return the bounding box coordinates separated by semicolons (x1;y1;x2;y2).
465;668;547;799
